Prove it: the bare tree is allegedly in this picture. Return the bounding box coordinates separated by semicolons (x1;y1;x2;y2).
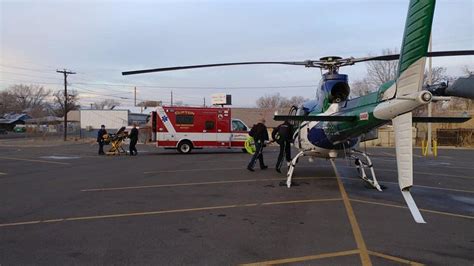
1;84;51;117
52;90;80;117
285;96;308;107
355;50;450;97
365;48;399;88
0;90;16;114
423;66;450;85
350;78;372;97
92;99;121;110
256;93;284;108
256;93;308;108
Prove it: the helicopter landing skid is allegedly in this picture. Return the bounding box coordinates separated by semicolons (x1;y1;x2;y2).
350;149;382;191
286;150;306;188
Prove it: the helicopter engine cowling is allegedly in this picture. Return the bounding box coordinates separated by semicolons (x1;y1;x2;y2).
321;73;350;104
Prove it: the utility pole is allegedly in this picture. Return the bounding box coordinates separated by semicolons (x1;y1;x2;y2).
203;97;206;107
427;36;433;155
134;87;137;106
171;91;173;106
56;69;76;141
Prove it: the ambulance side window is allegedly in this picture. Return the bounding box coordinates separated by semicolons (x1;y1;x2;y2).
205;121;215;130
176;114;194;125
232;120;247;131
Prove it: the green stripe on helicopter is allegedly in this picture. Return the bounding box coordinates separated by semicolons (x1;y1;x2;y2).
397;0;435;76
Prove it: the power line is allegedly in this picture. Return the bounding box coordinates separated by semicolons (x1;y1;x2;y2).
71;85;131;97
0;64;57;74
70;84;150;103
0;75;318;90
0;70;62;80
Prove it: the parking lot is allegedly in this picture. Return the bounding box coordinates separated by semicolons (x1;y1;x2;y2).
0;140;473;265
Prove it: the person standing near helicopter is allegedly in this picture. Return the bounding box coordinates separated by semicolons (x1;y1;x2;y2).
247;118;269;171
272;120;293;173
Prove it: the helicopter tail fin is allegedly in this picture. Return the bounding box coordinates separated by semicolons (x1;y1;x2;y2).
394;0;436;98
378;0;436;100
392;112;426;223
389;0;436;224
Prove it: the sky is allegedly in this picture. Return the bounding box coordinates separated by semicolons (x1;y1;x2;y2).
1;0;473;108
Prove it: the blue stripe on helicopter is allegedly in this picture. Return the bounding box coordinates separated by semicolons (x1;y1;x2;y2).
308;125;358;150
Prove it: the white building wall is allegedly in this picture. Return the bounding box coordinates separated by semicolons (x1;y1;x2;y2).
80;110;129;129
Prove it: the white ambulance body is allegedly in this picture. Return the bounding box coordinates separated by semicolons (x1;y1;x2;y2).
152;106;249;153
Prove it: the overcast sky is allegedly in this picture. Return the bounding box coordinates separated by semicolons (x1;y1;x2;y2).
1;0;473;107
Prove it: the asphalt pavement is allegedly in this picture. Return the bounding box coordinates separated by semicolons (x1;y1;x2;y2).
0;141;473;265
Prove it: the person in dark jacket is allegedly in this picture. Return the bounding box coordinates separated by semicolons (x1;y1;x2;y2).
247;118;269;171
97;125;107;155
272;120;293;173
129;124;139;156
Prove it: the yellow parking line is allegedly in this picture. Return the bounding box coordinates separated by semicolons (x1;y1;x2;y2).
0;156;70;165
368;250;424;265
350;198;474;220
331;160;372;266
262;198;342;206
0;197;342;229
240;249;360;265
81;176;336;192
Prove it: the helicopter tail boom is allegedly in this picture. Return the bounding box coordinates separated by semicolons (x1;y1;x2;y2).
373;91;432;120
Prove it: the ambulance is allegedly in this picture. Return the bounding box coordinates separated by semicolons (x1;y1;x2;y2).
151;106;250;153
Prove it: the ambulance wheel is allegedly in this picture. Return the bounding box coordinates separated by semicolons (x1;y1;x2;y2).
242;148;247;153
178;141;193;154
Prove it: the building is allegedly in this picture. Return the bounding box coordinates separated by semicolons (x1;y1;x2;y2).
0;113;32;131
79;110;129;130
232;107;290;129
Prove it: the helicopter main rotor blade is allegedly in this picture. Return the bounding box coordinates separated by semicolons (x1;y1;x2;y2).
122;61;315;76
121;50;473;75
352;50;474;63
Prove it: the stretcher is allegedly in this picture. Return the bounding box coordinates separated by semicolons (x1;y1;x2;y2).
103;127;129;155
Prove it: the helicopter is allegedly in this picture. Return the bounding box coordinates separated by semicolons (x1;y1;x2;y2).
122;0;474;223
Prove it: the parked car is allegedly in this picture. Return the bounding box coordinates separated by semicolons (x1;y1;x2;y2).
13;125;26;133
